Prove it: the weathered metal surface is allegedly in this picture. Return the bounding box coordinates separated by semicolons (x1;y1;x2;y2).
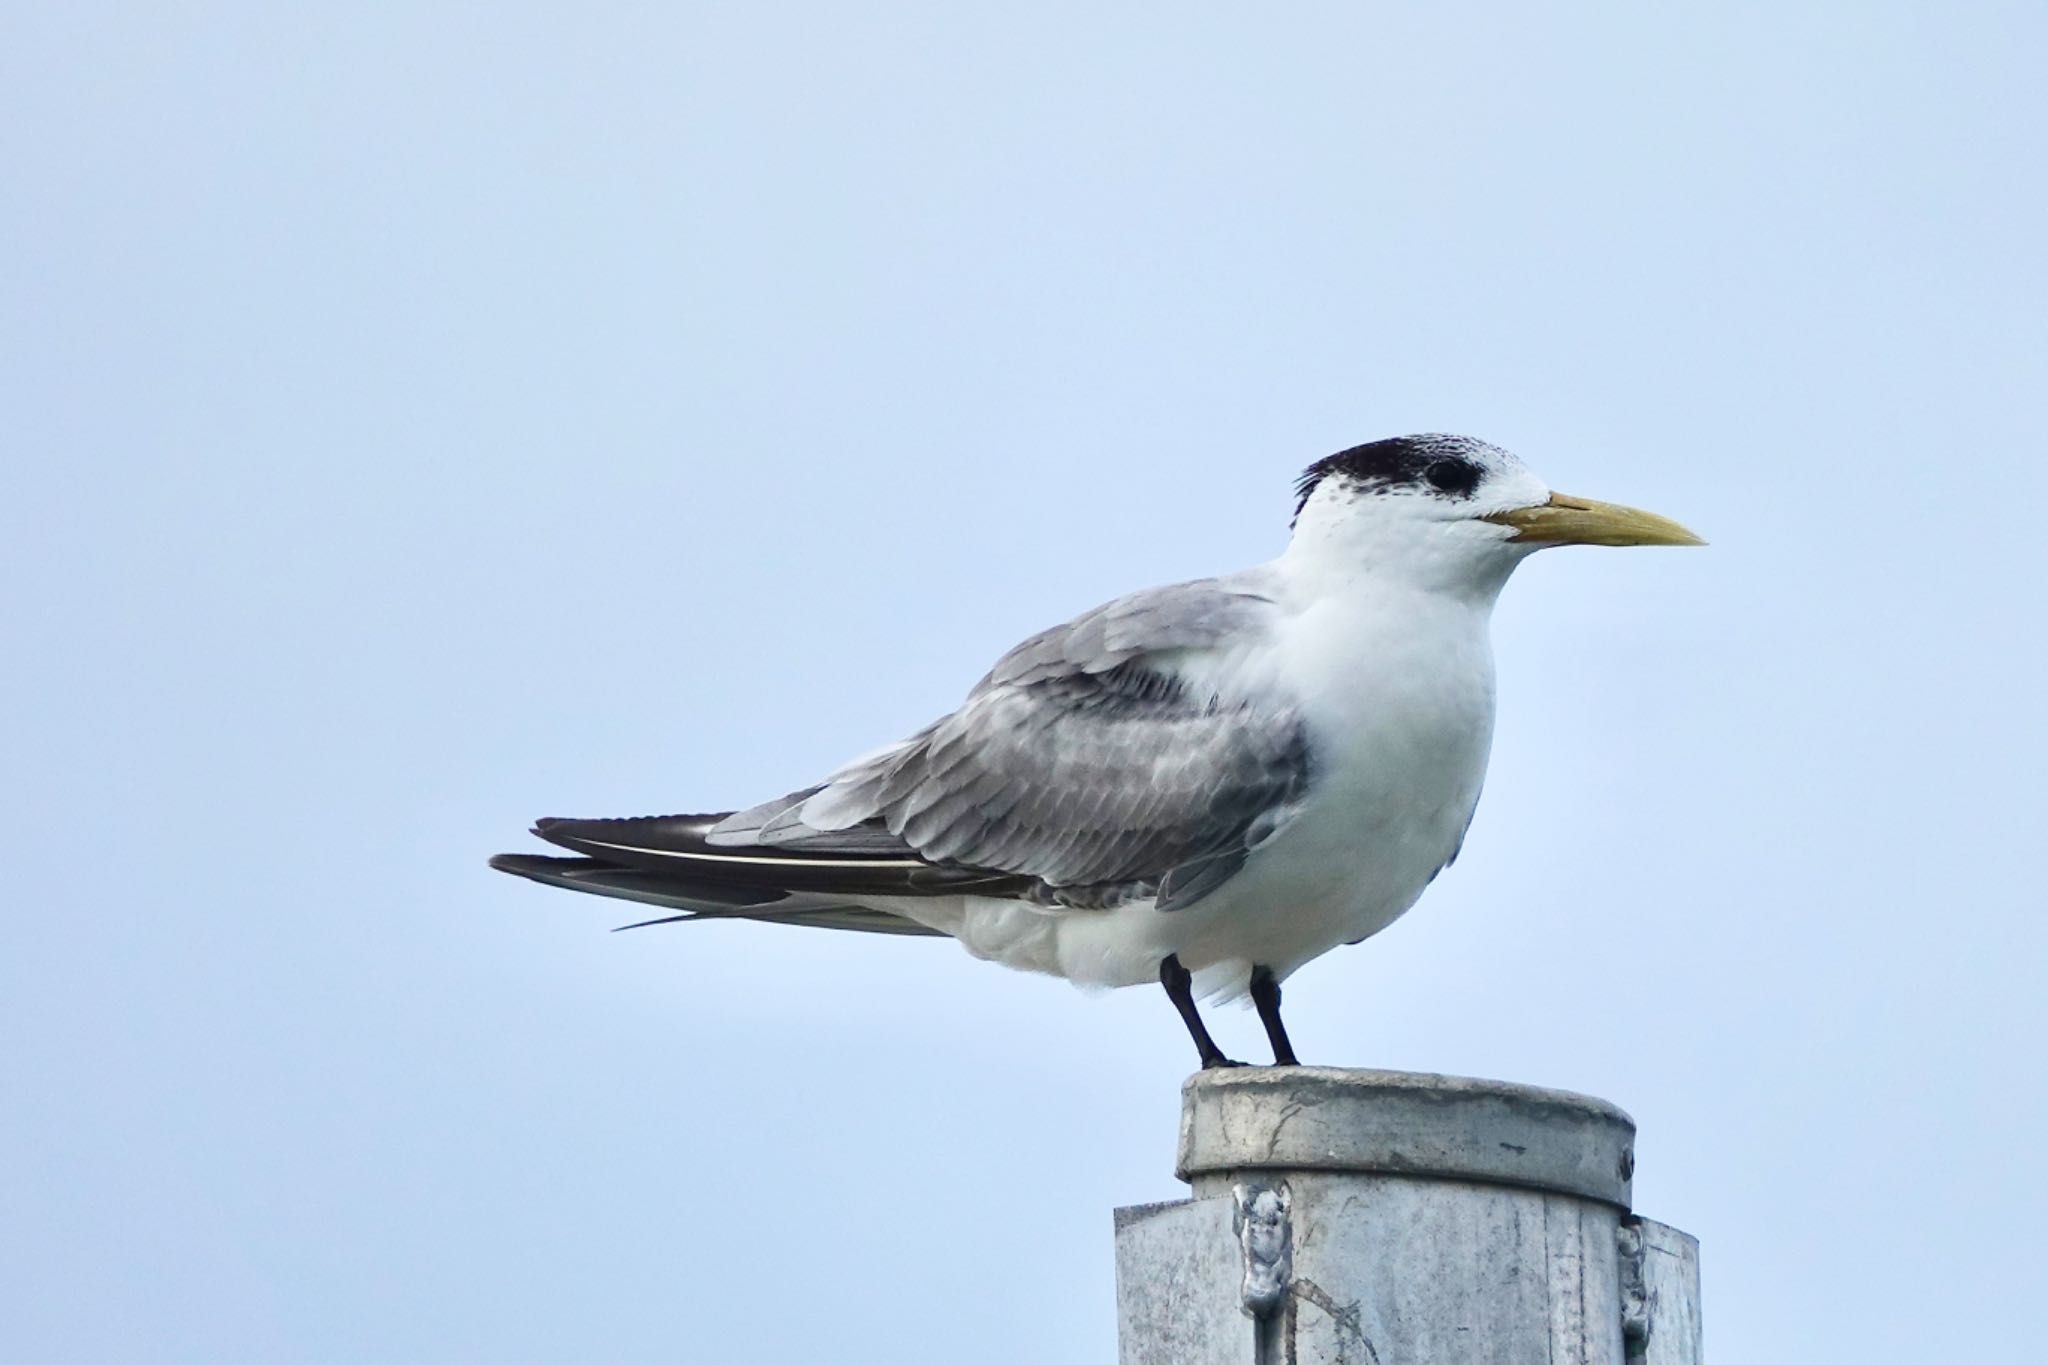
1115;1198;1253;1365
1624;1217;1703;1365
1178;1066;1637;1208
1117;1068;1700;1365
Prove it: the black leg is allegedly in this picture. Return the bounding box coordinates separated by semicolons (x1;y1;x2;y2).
1160;954;1240;1069
1249;966;1299;1066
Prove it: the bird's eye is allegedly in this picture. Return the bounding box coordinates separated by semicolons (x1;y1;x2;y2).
1425;459;1477;495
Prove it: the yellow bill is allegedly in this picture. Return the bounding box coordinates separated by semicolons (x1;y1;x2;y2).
1483;492;1705;547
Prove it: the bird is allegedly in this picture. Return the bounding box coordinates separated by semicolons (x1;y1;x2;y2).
491;434;1701;1069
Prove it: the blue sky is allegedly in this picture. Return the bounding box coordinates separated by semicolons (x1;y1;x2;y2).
5;4;2044;1360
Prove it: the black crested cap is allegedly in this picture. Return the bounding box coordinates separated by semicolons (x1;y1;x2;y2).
1293;434;1490;520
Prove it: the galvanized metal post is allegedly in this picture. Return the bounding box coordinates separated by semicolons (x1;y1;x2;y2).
1114;1068;1701;1364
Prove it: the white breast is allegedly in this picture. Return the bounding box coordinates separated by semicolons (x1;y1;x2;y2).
1160;586;1497;990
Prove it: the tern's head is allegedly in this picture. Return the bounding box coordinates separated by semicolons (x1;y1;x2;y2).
1287;434;1702;596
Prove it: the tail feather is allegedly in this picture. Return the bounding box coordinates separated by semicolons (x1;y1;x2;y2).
493;805;1033;937
526;812;1030;897
488;853;948;937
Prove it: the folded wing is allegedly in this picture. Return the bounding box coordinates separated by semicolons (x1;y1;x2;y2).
713;576;1311;910
494;574;1311;926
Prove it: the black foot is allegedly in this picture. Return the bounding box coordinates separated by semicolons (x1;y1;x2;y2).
1250;966;1299;1066
1161;954;1241;1069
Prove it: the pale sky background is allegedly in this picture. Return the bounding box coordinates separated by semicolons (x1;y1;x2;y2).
5;4;2044;1361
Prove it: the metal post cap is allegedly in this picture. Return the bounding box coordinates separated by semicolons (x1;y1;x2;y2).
1176;1066;1637;1208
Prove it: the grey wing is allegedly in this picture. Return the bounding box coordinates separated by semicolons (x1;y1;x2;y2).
977;578;1284;687
712;576;1311;910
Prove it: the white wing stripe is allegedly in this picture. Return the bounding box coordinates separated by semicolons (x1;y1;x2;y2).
574;837;929;870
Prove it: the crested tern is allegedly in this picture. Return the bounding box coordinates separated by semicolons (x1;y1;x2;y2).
491;434;1701;1068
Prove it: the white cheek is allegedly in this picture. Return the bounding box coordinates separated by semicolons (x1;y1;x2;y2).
1479;470;1551;516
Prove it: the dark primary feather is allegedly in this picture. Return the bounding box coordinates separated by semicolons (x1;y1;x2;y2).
487;851;950;936
528;813;1032;896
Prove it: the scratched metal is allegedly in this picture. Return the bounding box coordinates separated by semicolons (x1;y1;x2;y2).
1117;1068;1700;1365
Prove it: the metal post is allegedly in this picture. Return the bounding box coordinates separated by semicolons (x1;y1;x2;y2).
1114;1068;1702;1364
